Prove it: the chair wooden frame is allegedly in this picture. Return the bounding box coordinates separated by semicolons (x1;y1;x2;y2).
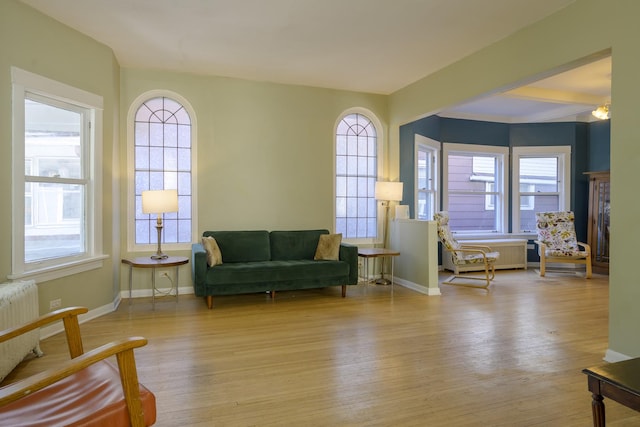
443;244;497;289
535;240;592;279
434;212;499;289
0;307;154;427
534;211;592;279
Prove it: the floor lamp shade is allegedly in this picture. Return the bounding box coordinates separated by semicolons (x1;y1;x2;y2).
141;189;178;259
375;181;403;202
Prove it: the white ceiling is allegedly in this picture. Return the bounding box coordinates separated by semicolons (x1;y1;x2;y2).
20;0;609;123
438;55;612;123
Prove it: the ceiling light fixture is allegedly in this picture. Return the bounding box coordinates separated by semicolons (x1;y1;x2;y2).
592;103;611;120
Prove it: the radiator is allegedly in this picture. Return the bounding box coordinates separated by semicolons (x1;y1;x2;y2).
0;280;42;382
443;238;528;273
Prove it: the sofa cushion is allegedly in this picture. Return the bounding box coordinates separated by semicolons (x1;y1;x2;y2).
201;236;223;266
205;259;349;285
270;230;329;260
314;233;342;261
203;231;270;263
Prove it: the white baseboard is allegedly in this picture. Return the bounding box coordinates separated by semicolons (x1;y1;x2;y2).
40;301;116;340
394;276;441;296
121;285;194;299
604;348;633;363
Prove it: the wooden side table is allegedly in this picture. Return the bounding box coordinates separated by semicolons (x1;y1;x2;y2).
583;357;640;426
121;256;189;309
357;248;400;286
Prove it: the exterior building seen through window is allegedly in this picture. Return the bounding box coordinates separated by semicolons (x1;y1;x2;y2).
24;96;86;263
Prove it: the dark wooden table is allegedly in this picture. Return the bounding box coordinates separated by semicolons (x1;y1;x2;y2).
583;357;640;426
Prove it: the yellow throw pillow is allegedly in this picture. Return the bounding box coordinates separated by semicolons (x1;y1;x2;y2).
314;233;342;261
202;236;223;266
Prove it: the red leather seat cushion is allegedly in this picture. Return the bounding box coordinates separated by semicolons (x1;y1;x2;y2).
0;360;156;426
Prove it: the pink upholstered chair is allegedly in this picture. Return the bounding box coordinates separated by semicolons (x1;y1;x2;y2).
434;211;500;289
535;211;592;278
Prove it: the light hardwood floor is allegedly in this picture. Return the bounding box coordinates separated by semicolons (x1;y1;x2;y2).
5;269;640;426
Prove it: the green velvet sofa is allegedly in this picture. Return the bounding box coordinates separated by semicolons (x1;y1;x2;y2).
191;229;358;309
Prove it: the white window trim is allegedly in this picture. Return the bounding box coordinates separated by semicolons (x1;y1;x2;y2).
511;145;571;234
415;134;440;220
126;90;198;253
333;107;384;245
9;67;106;283
442;142;509;235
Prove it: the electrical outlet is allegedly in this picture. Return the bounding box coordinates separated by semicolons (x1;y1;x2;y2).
50;298;62;310
158;270;170;278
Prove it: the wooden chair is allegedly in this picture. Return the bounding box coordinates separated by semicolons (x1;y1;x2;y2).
434;211;500;289
535;211;592;278
0;307;156;426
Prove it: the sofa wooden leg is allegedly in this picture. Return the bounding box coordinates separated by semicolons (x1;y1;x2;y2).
342;285;346;298
206;296;213;309
270;291;276;299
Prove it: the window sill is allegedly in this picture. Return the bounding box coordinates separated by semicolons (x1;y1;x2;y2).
8;254;109;283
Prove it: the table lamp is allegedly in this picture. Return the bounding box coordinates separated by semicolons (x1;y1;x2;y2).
142;189;178;260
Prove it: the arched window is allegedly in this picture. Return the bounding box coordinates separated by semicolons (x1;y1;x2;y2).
335;113;378;239
133;96;193;246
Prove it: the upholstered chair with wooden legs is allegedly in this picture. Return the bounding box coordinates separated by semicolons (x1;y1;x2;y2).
535;211;592;278
434;211;500;289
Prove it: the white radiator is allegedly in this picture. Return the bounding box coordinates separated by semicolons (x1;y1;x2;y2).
443;238;528;273
0;280;42;382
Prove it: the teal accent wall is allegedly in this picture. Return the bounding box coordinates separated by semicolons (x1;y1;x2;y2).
441;117;510;146
589;120;611;171
399;116;440;218
399;116;611;261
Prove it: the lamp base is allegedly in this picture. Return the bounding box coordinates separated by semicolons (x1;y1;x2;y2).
150;253;169;260
375;277;392;286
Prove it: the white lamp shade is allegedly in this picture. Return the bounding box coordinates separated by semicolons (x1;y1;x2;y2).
142;189;178;214
375;181;403;201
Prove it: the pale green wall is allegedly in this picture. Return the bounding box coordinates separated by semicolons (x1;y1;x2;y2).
119;70;387;293
389;0;638;358
0;1;120;313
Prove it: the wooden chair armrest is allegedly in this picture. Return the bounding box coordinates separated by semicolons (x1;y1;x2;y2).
451;247;489;259
0;306;88;359
0;337;148;412
460;244;492;252
577;241;591;254
534;240;546;253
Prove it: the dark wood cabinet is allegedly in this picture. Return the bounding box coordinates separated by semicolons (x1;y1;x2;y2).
585;171;610;274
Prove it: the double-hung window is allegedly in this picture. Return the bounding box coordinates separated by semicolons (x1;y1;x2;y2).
415;135;439;220
335;112;379;241
512;146;571;233
443;143;508;234
11;67;104;281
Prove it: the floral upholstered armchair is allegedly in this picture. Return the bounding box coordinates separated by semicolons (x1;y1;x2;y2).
434;211;499;289
534;211;592;278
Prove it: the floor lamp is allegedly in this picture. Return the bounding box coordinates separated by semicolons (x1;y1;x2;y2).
142;189;179;260
374;181;404;285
